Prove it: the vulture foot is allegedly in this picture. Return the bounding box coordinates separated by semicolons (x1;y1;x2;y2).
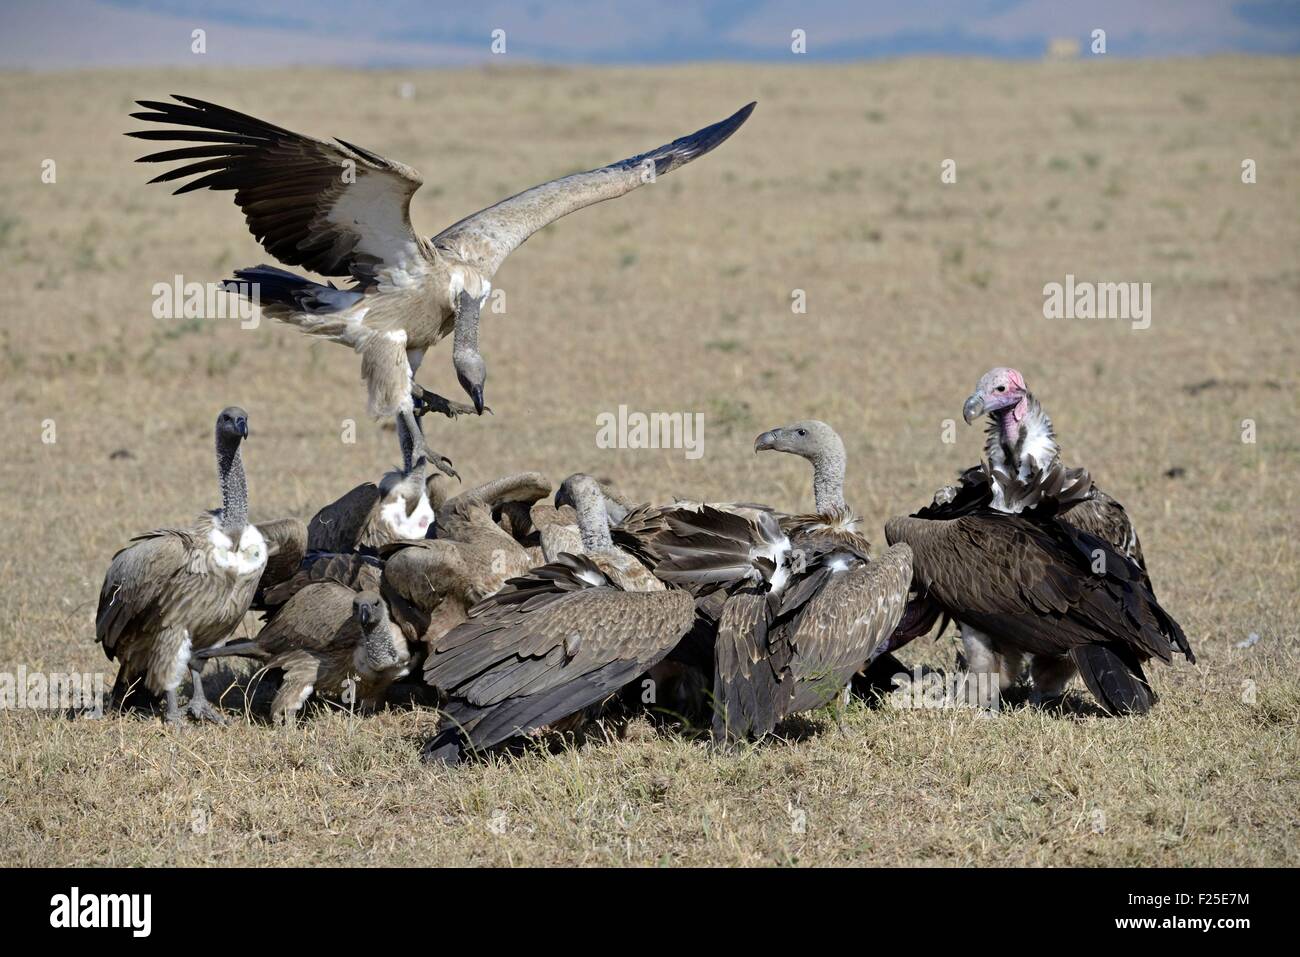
186;697;228;724
412;387;491;419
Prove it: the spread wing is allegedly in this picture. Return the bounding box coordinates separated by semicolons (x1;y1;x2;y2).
431;102;755;280
128;95;428;286
425;555;694;752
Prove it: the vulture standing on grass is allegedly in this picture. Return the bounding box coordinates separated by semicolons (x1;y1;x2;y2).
196;588;410;722
652;421;913;742
96;407;300;723
933;367;1163;704
421;474;694;764
128;95;756;473
886;455;1194;715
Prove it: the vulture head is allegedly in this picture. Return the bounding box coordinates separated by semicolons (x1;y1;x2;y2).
454;351;488;416
753;419;842;461
216;406;249;443
963;367;1028;424
353;591;410;674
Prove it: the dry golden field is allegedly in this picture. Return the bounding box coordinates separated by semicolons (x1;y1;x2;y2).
0;58;1297;866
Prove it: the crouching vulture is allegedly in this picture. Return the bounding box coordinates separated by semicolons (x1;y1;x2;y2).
651;420;913;742
886;457;1194;715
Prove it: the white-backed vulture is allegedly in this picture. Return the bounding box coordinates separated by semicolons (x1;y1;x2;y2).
307;414;437;553
196;587;410;722
96;407;296;723
380;472;551;649
886;458;1194;715
128;95;755;472
652;421;913;742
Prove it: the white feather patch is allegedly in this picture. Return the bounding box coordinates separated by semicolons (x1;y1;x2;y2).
379;494;434;540
208;525;268;577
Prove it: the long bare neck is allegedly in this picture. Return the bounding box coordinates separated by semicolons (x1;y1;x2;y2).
573;479;614;553
216;437;248;535
452;290;480;362
396;414;417;472
810;440;847;513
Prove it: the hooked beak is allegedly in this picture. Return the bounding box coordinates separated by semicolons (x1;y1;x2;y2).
470;384;485;416
962;393;985;425
754;430;777;453
235;417;248;438
357;604;375;628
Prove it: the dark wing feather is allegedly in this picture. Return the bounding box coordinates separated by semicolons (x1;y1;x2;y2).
308;483;382;553
424;556;694;752
128;95;425;284
95;529;196;659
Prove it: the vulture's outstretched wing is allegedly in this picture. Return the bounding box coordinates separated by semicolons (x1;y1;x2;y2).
129;95;427;285
424;554;694;758
431;102;756;280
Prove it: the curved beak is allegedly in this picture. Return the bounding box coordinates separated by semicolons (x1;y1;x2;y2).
357;604;375;628
754;430;777;453
470;385;485;416
962;393;985;426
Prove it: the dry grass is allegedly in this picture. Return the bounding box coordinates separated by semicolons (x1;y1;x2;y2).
0;58;1297;866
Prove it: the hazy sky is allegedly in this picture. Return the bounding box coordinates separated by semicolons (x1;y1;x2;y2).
3;0;1299;68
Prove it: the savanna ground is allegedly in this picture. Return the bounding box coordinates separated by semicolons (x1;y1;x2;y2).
0;58;1297;866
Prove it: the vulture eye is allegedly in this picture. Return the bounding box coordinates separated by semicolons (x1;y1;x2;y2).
796;429;807;436
995;385;1006;393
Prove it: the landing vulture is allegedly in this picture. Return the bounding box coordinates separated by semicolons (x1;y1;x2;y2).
128;95;755;472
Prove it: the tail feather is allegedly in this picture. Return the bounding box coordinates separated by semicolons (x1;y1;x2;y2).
225;265;363;336
1071;643;1155;715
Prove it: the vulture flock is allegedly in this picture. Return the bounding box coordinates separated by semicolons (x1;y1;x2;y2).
94;96;1195;765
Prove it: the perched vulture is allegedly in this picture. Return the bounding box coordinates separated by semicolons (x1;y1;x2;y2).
932;367;1164;704
96;407;300;723
128;95;755;472
887;457;1194;715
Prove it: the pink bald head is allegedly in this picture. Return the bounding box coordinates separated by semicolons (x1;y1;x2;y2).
963;367;1029;424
